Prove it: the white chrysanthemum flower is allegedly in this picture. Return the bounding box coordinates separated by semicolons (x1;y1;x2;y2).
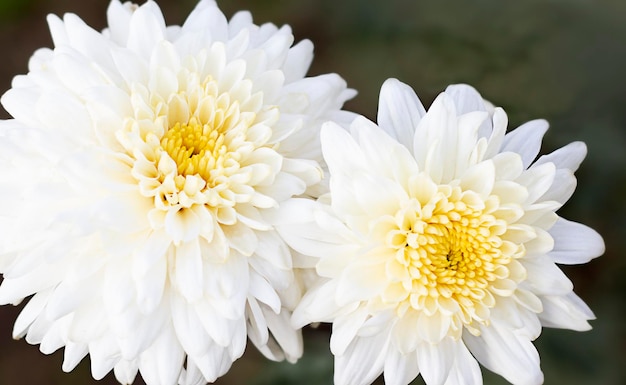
274;79;604;385
0;1;355;384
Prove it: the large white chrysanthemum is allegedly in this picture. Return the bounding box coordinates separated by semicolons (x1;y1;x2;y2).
0;1;355;384
275;79;604;385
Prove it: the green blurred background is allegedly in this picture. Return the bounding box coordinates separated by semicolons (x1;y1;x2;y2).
0;0;623;384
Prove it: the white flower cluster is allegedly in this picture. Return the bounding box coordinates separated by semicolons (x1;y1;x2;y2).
0;1;604;385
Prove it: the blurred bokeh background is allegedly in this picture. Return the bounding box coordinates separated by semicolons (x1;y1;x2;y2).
0;0;624;384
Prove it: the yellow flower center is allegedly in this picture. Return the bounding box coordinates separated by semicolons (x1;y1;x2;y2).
160;117;234;184
378;183;525;336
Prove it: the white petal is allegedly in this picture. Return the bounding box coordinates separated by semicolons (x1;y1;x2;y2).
444;84;486;115
127;0;167;58
534;141;587;172
149;66;178;100
46;274;100;320
181;0;228;42
36;89;93;139
0;264;61;305
89;336;119;380
443;342;482;385
281;157;322;190
383;349;419;385
247;296;269;345
106;0;133;46
283;39;314;83
249;270;281;313
538;292;594;331
272;203;357;263
416;338;456;385
336;262;388;306
68;301;108;344
151;39;181;74
416;311;452;345
330;306;369;355
115;306;168;360
291;280;346;326
262;305;303;362
188;346;233;383
228;315;247;359
137;265;169;314
30;322;58;352
321;121;367;179
513;288;544;316
111;46;149;86
516;162;555;204
538;168;577;205
351;172;407;219
359;310;396;337
171;296;210;357
113;360;139;385
522;256;573;295
138;326;185;385
408;172;438;204
257;26;293;70
62;342;89;372
257;171;306;202
198;303;242;354
132;230;172;277
482;107;508;159
165;207;201;244
24;311;53;345
199;227;229;263
413;92;458;183
549;217;604;264
522;227;554;257
253;231;291;270
335;333;389;385
501;119;549;169
103;260;136;315
455;110;488;175
352;115;420;187
459;160;495;198
218;59;247;93
464;323;543;385
227;10;253;37
393;310;420;353
63;13;115;71
179;361;208;385
377;78;426;149
175;239;204;302
222;220;259;256
202;254;248;319
13;290;52;339
1;87;42;127
46;14;69;47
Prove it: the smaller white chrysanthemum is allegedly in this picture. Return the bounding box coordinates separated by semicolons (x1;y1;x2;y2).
274;79;604;385
0;1;355;384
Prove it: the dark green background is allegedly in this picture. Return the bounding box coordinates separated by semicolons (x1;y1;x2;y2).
0;0;623;384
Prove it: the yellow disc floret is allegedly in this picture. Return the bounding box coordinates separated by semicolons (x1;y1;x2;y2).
160;117;231;183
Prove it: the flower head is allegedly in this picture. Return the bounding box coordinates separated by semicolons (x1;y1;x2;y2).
276;79;604;385
0;0;355;383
